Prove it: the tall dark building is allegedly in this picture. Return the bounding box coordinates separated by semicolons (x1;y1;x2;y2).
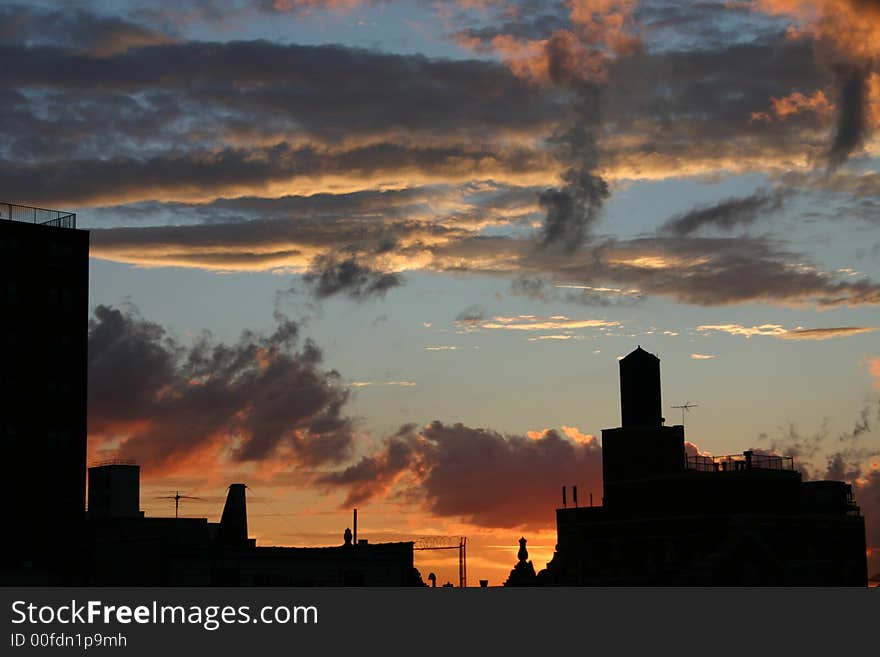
536;347;868;586
0;203;89;582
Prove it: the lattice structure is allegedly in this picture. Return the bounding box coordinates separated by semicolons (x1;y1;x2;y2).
413;536;467;587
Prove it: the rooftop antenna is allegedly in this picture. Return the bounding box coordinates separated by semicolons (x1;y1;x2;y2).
671;402;698;427
156;490;203;518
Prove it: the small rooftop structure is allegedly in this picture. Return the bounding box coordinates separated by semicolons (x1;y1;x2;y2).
88;463;143;519
686;450;795;473
1;202;76;229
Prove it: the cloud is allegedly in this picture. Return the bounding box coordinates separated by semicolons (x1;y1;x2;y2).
425;345;458;351
3;6;872;212
753;0;880;168
0;141;554;208
784;326;877;339
303;255;403;301
511;278;642;306
828;64;872;169
698;323;876;339
319;422;603;528
7;3;880;316
88;304;355;474
0;5;176;56
660;189;786;236
690;353;715;360
868;357;880;390
751;89;836;123
350;381;417;387
454;305;488;324
457;1;639;251
456;314;619;332
90;219;880;308
562;236;880;307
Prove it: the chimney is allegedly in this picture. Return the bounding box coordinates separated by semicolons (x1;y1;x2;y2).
218;483;248;546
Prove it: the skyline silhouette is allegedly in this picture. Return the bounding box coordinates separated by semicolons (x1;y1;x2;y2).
0;210;872;584
2;0;880;585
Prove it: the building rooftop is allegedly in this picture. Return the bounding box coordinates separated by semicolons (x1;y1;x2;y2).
1;202;76;229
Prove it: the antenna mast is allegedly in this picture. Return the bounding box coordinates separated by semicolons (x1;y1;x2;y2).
671;402;698;426
156;490;203;518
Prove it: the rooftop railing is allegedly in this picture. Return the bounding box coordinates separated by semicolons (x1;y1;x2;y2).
686;450;794;473
1;202;76;229
89;459;137;468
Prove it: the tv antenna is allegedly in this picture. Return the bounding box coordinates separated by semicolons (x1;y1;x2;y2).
671;402;698;426
156;491;203;518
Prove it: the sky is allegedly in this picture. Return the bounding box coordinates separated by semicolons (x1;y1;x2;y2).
2;0;880;585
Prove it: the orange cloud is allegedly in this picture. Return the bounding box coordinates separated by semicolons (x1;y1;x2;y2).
560;425;597;445
751;89;835;124
756;0;880;62
869;71;880;128
459;314;619;331
568;0;640;55
480;0;640;84
868;357;880;390
698;323;876;339
773;90;835;118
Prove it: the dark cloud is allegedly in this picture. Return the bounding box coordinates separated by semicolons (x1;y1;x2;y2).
90;217;880;308
537;60;609;251
0;4;175;56
89;215;464;271
557;235;880;307
303;256;403;301
454;305;487;324
827;64;870;170
88;304;354;471
451;10;568;47
755;400;880;481
510;276;641;306
0;32;562;146
0;140;552;208
661;189;786;236
601;37;833;174
319;421;603;529
5;3;880;313
0;6;857;213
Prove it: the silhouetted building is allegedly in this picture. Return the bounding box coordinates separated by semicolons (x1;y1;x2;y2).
537;347;868;586
0;203;423;587
79;476;421;586
88;462;143;519
0;204;88;583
